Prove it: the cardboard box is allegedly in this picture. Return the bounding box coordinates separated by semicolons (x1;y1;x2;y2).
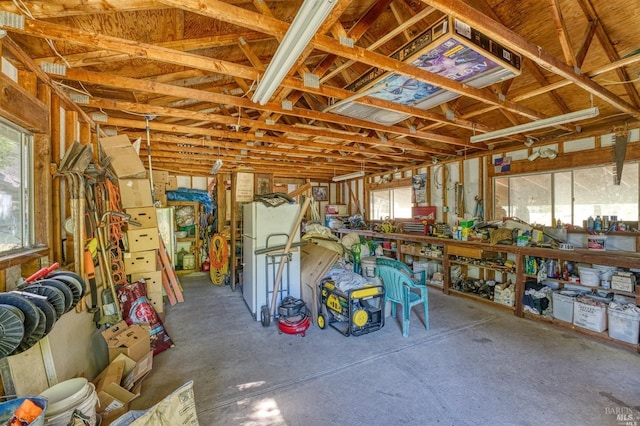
126;227;160;252
125;207;158;229
153;183;166;196
100;135;146;179
166;175;178;190
493;284;514;307
122;351;153;390
149;169;169;184
130;270;163;294
94;352;152;424
123;250;157;274
102;321;151;362
147;290;164;313
119;178;153;208
156;193;167;207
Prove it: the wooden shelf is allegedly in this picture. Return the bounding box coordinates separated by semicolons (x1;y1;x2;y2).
450;260;515;274
523;274;638;297
448;289;515;311
523;312;639;352
332;228;640;352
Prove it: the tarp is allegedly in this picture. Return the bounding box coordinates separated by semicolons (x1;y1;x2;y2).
166;188;215;213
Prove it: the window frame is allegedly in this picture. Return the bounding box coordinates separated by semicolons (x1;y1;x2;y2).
0;117;35;257
369;185;413;220
492;163;640;226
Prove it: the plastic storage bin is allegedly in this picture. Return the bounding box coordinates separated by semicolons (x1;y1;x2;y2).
552;291;579;323
573;297;607;332
608;308;640;344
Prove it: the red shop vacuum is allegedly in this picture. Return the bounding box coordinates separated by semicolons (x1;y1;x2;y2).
277;296;310;337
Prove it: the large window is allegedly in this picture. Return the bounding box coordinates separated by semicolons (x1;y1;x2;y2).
0;119;33;254
494;164;639;226
370;187;412;220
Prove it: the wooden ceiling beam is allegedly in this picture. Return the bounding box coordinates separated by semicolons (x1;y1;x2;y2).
576;0;640;108
15;14;493;138
462;54;640;120
575;20;598;68
546;0;577;67
60;68;467;148
142;144;383;173
104;116;437;161
36;32;270;69
421;0;640;119
129;132;421;164
524;59;570;114
0;0;162;18
88;98;438;161
160;0;586;130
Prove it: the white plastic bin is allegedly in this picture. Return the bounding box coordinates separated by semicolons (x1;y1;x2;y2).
608;308;640;344
573;298;607;332
552;291;579;323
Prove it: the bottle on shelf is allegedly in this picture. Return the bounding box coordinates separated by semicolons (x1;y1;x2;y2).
587;216;594;231
594;215;602;232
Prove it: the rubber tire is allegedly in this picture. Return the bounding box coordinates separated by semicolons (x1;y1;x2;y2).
317;313;326;329
260;306;271;327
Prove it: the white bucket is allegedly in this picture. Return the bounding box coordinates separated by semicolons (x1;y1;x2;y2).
44;383;97;426
592;264;618;287
578;266;601;287
587;235;606;250
182;254;196;270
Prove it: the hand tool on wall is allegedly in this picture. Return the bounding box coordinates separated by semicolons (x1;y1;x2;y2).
83;241;100;326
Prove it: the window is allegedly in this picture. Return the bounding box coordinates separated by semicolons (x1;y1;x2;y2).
0;119;33;254
493;164;639;226
370;187;412;220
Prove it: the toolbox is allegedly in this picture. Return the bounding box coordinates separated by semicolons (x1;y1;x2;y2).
317;279;384;336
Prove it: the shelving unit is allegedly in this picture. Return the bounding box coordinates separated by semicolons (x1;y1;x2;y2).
444;243;518;310
167;201;201;275
336;228;640;352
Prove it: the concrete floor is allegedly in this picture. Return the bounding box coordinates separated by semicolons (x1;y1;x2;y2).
131;273;640;426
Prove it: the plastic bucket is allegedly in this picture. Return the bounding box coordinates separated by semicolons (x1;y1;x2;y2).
578;267;601;287
0;396;47;426
43;383;97;426
182;254;196;270
587;235;606;250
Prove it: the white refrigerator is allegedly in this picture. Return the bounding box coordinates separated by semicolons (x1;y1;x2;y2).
242;202;301;320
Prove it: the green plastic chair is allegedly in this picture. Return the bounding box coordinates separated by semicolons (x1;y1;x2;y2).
375;257;426;287
376;264;429;337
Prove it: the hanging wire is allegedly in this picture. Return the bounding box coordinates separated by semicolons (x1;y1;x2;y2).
13;0;72;69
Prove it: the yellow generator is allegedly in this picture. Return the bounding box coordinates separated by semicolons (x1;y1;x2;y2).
317;279;385;336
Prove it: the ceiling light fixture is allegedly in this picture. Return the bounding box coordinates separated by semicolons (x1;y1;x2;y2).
0;11;24;31
90;112;108;123
470;107;599;143
332;170;365;182
251;0;338;106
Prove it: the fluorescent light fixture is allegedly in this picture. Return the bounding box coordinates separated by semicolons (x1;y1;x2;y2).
40;62;67;76
470;107;599;143
0;11;24;30
69;92;90;104
90;112;108;122
332;170;365;182
251;0;338;106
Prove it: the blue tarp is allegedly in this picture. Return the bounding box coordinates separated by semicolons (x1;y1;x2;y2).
166;187;216;213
